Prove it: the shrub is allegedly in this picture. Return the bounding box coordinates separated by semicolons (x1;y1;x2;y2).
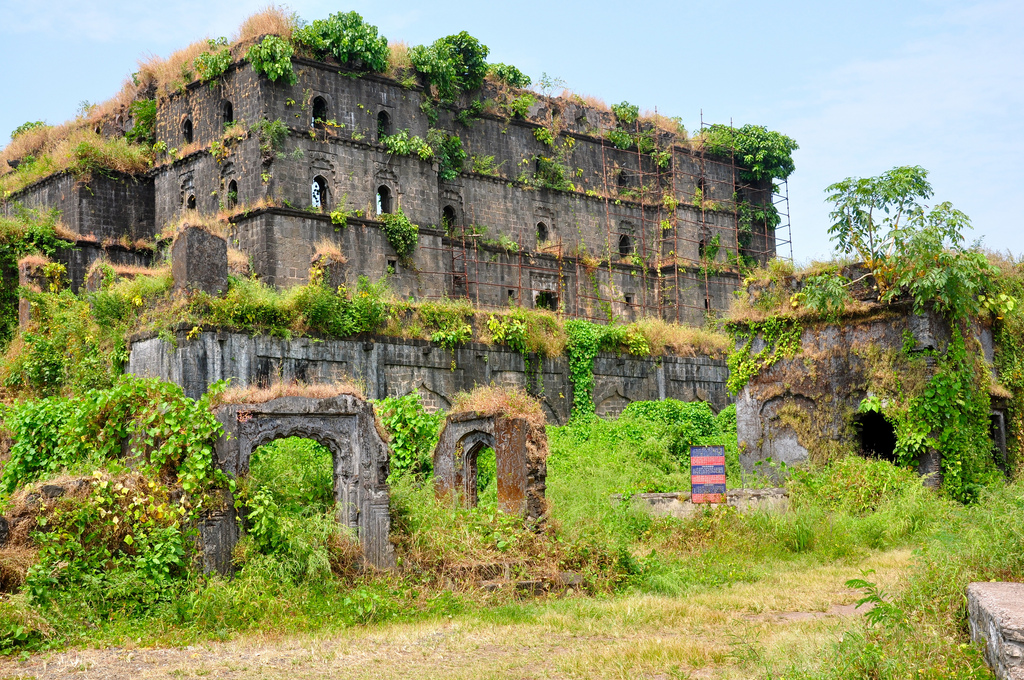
426;129;466;181
611;101;639;127
246;35;297;85
373;393;443;476
409;31;489;102
381;129;433;160
488;63;531;88
193;38;231;84
125;99;157;145
294;11;389;72
379;208;419;259
10;121;47;139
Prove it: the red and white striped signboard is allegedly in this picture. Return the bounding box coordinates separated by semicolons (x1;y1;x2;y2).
690;445;726;503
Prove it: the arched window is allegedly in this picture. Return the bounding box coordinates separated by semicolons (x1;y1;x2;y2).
696;176;706;196
618;233;632;257
617;170;630;188
186;194;197;210
376;185;392;215
182;119;193;144
312;97;328;127
227;179;238;209
698;238;706;259
377;111;391;139
536;222;548;243
223;101;234;125
312;175;328;210
441;205;457;230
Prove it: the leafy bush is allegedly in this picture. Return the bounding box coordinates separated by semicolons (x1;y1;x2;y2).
193;38;231;84
250;118;288;158
606;129;633;150
426;129;466;181
10;121;46;139
379;208;419;259
611;101;639;127
705;123;798;182
125;99;157;145
409;31;489;102
488;62;531;88
373;393;443;476
381;129;433;160
246;35;297;85
292;275;392;337
294;11;389;72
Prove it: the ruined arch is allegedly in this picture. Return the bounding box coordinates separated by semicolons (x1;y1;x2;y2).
433;412;548;520
213;394;395;569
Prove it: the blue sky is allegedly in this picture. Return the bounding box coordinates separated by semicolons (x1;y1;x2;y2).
2;0;1021;262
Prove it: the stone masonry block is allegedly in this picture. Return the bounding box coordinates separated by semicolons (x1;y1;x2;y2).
968;582;1024;680
172;226;228;296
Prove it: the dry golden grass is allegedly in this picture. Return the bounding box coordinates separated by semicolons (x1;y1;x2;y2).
215;379;366;406
450;385;545;426
228;248;250;277
161;211;230;241
0;546;37;592
137;39;215;99
640;110;687;137
234;5;295;43
633;317;732;358
386;41;412;76
313;238;346;264
562;90;610;112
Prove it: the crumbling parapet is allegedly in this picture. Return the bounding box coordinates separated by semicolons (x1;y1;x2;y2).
211;393;395;571
433;411;548;521
172;226;228;296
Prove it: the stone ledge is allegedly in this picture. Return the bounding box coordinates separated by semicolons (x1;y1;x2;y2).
968;582;1024;680
611;488;788;520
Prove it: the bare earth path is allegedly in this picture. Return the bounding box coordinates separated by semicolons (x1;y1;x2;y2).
0;551;909;680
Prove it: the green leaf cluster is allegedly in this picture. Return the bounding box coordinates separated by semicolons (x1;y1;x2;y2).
193;38;231;84
381;129;433;160
426;129;466;181
125;99;157;145
725;316;802;395
294;11;389;72
705;123;798;182
379;207;419;259
246;35;297;85
487;62;531;88
373;393;443;477
409;32;489;102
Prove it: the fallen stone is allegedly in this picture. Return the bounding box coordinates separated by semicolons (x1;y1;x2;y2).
40;484;65;499
967;582;1024;680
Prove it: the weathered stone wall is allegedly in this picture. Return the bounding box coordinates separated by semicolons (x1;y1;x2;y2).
735;306;1001;477
127;330;731;424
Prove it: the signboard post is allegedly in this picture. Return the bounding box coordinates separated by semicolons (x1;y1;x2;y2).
690;445;726;503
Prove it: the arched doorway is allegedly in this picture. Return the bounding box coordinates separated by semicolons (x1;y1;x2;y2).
213;394;395;569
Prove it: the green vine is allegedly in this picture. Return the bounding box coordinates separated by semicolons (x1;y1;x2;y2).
726;317;802;395
379;208;419;260
565;319;605;419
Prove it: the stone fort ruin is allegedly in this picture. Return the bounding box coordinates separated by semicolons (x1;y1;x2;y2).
2;33;787;324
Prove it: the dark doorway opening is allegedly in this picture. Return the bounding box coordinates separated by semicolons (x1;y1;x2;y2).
854;411;898;462
536;291;558;311
441;205;457;231
186;194;197;210
182;119;193;144
536;222;548;243
377;111;391;139
226;179;238;209
618;233;632;257
376;185;392;215
312;97;328;127
991;411;1008;473
223;101;234;125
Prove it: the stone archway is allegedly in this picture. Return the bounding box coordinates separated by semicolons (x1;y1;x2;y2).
213;394;395;570
433;412;547;520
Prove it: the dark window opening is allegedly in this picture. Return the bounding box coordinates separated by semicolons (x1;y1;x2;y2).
377;111;391;139
186;194;196;210
94;125;102;135
223;101;234;125
387;259;397;272
507;289;516;304
618;233;632;257
991;412;1008;472
698;239;706;259
442;205;457;231
536;222;548;243
624;295;632;306
227;179;238;209
312;175;328;210
704;297;711;310
536;291;558;311
182;119;193;144
376;185;392;215
312;97;328;127
617;170;629;188
854;411;898;463
697;177;706;194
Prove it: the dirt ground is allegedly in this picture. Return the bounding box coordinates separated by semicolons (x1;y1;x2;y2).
0;551;906;680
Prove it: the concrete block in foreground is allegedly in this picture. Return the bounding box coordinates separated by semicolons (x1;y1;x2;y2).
968;582;1024;680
